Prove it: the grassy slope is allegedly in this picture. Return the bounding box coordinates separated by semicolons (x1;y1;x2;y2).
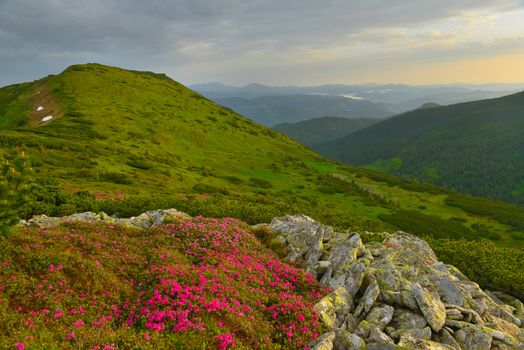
1;63;524;294
272;116;377;148
319;92;524;204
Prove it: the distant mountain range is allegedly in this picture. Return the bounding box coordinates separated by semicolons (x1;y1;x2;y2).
215;94;396;126
192;82;522;126
318;91;524;204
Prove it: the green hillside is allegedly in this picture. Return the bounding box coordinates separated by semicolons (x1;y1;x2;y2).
273;116;377;149
319;91;524;204
1;63;524;295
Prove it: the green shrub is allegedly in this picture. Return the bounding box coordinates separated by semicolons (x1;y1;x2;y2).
427;237;524;298
0;147;32;232
249;177;273;189
192;183;229;195
379;209;477;240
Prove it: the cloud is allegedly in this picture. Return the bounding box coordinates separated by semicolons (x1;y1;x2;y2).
0;0;523;86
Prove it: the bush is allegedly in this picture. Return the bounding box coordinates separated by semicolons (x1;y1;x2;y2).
379;209;477;240
249;177;273;189
0;147;32;232
426;237;524;298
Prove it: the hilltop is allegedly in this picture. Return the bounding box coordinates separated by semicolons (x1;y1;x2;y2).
319;91;524;204
1;63;524;298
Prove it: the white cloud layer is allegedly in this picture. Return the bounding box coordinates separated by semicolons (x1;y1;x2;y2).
0;0;523;86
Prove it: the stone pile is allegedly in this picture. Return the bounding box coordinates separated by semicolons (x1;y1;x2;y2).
18;208;191;229
262;214;524;350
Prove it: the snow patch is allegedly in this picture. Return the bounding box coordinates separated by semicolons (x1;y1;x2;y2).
340;94;364;100
37;106;44;111
42;115;53;122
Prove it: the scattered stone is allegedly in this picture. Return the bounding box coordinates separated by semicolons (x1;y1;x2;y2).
454;326;492;350
311;331;336;350
313;287;353;329
413;282;447;332
365;304;395;331
333;330;365;350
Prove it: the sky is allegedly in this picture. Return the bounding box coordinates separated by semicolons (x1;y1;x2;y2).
1;0;524;87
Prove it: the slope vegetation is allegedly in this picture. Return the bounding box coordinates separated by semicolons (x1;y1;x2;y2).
320;91;524;204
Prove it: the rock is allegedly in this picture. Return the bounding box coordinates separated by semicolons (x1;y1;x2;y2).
328;233;363;275
314;260;332;280
312;331;336;350
160;208;192;222
342;261;369;297
269;214;328;264
354;275;380;318
313;287;353;329
19;208;192;230
365;304;394;331
341;313;358;333
390;309;428;330
354;320;371;339
445;305;483;325
268;235;288;256
333;330;365;350
413;282;446;332
368;324;394;344
434;328;461;350
384;231;438;263
364;344;396;350
484;315;523;346
436;277;464;306
389;326;432;341
454;326;492;350
398;334;456;350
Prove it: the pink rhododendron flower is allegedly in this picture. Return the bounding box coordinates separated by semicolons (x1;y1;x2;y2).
73;319;85;327
216;333;235;350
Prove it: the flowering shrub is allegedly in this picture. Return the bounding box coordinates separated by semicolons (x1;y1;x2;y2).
0;217;326;349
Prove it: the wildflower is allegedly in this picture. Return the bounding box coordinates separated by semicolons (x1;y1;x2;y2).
73;319;85;327
216;333;235;350
15;343;24;350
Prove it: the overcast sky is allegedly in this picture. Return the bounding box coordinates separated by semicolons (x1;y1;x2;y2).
1;0;524;87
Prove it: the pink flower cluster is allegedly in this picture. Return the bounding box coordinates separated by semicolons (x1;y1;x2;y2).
0;217;327;349
216;333;235;350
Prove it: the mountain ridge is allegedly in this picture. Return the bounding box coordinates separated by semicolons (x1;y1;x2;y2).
273;116;377;148
319;90;524;204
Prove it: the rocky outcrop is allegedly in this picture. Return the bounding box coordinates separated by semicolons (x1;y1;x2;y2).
18;208;191;229
264;214;524;350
